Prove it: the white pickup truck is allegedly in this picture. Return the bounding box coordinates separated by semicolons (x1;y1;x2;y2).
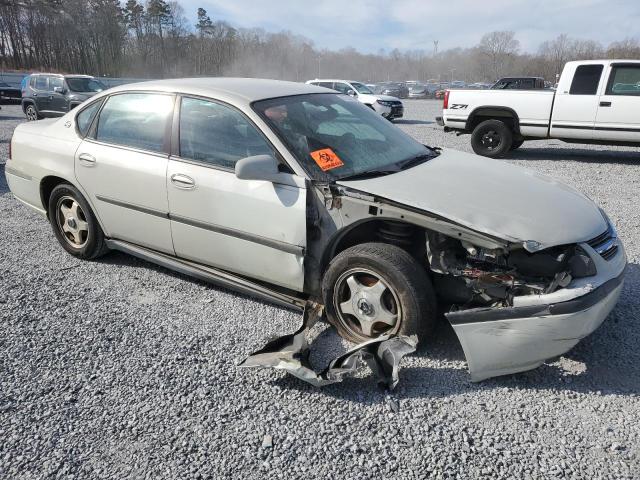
436;60;640;157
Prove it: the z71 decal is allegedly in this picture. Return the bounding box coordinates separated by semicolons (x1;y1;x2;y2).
450;104;468;110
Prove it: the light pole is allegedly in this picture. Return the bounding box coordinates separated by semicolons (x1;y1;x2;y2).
450;68;456;83
317;55;321;78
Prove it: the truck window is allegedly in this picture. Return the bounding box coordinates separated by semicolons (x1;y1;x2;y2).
606;65;640;96
569;65;603;95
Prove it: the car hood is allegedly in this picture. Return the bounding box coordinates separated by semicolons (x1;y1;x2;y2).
375;94;401;102
337;148;607;249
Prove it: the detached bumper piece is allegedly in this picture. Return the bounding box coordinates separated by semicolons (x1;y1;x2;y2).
239;303;417;390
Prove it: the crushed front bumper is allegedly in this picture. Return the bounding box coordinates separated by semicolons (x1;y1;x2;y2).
445;241;627;381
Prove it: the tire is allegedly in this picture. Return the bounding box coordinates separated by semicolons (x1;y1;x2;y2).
48;183;108;260
471;119;513;157
322;242;437;344
24;103;41;121
510;139;524;151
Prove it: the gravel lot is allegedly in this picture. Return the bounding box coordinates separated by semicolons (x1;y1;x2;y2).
1;100;639;479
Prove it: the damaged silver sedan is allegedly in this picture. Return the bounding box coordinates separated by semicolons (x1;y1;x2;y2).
6;78;626;381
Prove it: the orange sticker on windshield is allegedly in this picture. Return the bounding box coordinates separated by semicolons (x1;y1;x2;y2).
310;148;344;171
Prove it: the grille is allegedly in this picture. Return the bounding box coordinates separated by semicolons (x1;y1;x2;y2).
587;224;618;260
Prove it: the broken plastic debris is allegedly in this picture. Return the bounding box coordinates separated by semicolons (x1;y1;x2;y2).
238;302;417;390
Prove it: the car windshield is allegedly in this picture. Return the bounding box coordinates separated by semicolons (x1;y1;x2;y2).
66;77;106;92
254;93;437;182
0;82;10;87
350;82;373;94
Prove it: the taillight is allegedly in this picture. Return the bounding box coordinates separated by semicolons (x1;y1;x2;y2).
443;90;450;110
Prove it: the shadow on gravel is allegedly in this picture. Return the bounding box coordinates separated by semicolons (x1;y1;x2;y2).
394;119;434;125
0;164;9;194
509;146;640;165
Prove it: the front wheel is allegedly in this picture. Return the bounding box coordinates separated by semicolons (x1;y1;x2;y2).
48;184;108;260
322;243;437;344
471;119;513;157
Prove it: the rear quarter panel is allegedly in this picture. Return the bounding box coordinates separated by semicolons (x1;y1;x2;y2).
443;90;555;137
6;114;83;215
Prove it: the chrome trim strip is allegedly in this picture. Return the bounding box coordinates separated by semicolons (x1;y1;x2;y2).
170;213;305;256
105;239;306;310
95;195;168;219
4;166;33;181
95;196;304;256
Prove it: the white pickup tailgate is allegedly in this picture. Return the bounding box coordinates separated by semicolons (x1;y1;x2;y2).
442;89;555;138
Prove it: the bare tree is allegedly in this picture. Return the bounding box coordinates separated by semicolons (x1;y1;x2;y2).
478;31;520;80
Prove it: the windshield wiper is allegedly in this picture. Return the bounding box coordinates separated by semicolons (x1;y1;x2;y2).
396;152;437;170
339;169;399;181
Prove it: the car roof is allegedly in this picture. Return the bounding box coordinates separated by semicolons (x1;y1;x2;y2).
108;77;329;104
308;79;361;84
28;73;95;78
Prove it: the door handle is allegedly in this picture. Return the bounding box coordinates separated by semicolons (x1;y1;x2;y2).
78;153;96;166
171;174;196;189
599;101;612;107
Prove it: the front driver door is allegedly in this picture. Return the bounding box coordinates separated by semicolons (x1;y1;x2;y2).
75;92;175;254
167;96;306;291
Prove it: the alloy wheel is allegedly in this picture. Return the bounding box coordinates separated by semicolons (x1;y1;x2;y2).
333;268;401;338
56;195;89;248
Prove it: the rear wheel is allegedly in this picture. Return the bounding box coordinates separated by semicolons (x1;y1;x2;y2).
322;243;437;344
510;139;524;151
48;184;108;260
25;103;41;121
471;119;513;157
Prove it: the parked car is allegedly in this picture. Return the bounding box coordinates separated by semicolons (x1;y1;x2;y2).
491;77;546;90
0;81;22;103
407;83;428;99
375;82;409;99
21;73;106;121
437;60;640;157
6;78;626;381
306;79;403;120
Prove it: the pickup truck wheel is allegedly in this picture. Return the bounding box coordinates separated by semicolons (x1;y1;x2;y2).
322;242;437;344
510;139;525;151
25;104;41;121
471;120;513;157
48;184;108;260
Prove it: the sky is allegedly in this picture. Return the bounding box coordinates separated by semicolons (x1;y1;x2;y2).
178;0;640;54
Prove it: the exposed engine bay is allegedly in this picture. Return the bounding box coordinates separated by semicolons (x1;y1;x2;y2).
425;231;596;311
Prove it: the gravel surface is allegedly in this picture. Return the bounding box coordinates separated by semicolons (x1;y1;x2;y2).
1;101;639;479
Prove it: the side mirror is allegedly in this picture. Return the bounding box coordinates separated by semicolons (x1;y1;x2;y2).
235;155;303;188
53;86;66;94
346;89;357;96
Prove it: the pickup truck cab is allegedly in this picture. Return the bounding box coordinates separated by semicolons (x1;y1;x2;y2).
437;60;640;157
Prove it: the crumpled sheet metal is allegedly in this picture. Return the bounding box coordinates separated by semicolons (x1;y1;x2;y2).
238;303;417;390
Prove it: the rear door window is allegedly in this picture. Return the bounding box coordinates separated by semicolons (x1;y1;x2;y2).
94;93;173;153
606;65;640;96
569;65;604;95
76;100;103;137
34;76;48;91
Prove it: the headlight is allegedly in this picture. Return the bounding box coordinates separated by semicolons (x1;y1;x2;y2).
377;100;394;106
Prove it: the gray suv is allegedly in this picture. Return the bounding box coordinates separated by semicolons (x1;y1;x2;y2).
21;73;106;121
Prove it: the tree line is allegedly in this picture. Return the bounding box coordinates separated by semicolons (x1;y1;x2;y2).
1;0;640;83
